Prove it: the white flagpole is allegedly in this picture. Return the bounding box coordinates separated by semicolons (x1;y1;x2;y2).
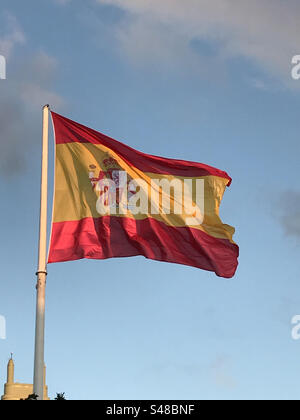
34;104;49;400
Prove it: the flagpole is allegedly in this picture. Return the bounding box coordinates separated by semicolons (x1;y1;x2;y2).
34;104;49;400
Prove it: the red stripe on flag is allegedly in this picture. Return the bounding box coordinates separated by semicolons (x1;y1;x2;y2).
51;112;232;183
48;216;239;278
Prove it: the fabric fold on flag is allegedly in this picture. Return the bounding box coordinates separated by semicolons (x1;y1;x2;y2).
48;112;239;278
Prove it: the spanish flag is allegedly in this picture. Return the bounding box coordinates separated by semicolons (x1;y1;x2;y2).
48;112;239;278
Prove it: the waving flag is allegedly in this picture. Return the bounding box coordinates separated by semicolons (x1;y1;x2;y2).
48;112;239;278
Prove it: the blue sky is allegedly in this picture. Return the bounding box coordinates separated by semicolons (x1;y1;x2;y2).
0;0;300;400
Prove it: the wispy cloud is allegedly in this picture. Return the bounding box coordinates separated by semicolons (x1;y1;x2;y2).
54;0;72;4
210;354;237;390
0;11;25;58
0;15;64;177
96;0;300;85
279;191;300;239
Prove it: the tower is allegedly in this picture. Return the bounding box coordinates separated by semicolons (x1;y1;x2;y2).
7;355;14;384
1;356;49;400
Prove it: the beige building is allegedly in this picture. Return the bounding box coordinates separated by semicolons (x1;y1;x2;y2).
1;357;49;400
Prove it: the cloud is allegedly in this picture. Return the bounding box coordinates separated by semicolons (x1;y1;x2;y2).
18;52;64;110
279;191;300;238
210;354;236;390
0;11;25;58
96;0;300;84
114;17;204;74
19;82;64;110
54;0;72;4
0;15;64;177
274;297;300;326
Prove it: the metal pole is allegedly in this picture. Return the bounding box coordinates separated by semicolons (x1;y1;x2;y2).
33;104;49;400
